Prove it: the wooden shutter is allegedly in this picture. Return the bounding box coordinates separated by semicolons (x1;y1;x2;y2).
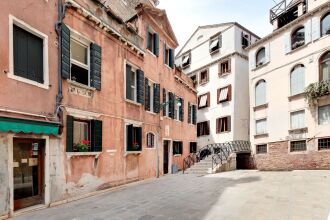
154;32;159;56
66;115;74;152
169;49;175;68
284;32;291;54
163;88;166;116
145;78;150;111
312;17;321;40
154;83;161;113
188;102;191;124
219;34;222;48
146;26;150;49
90;43;102;90
217;89;221;104
207;92;210;107
193;105;197;125
197;123;201;137
169;92;175;119
227;116;231;132
126;125;133;151
136;127;142;151
228;85;232;101
13;25;28;79
61;24;70;79
179;98;184;122
164;43;167;64
216;118;220;134
228;59;231;73
206;121;210;135
126;64;132;100
91;120;102;152
305;19;312;44
137;69;145;104
249;49;256;70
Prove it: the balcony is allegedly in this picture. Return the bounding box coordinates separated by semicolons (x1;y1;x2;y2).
305;80;330;104
270;0;306;29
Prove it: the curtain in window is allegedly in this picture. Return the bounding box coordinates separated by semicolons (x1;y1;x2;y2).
290;65;305;96
199;95;208;107
219;87;229;102
319;105;330;125
255;80;266;106
256;119;267;135
291;111;305;129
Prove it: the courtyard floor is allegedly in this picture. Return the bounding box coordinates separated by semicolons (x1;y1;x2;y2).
13;170;330;220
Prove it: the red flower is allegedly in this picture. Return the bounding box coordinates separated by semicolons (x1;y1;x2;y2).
81;140;90;145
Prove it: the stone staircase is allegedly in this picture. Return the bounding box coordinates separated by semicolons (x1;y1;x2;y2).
184;156;213;175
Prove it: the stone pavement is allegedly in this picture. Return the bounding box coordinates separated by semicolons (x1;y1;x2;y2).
14;170;330;220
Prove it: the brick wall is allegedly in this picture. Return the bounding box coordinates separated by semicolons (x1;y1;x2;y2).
256;141;330;171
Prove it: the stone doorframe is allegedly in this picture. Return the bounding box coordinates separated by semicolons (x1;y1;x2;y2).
162;138;173;174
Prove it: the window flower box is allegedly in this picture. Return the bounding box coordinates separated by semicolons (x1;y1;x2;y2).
305;80;330;104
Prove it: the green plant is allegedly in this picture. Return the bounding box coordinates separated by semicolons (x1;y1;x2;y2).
305;80;330;104
76;140;90;152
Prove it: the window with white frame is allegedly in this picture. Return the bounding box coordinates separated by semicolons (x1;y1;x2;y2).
255;80;266;106
146;132;155;148
290;64;305;96
126;64;137;102
290;110;305;130
321;12;330;36
290;140;307;152
256;47;266;67
70;37;90;86
256;119;267;135
291;27;305;50
319;104;330;125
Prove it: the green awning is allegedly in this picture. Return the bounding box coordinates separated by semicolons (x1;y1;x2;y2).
0;117;59;135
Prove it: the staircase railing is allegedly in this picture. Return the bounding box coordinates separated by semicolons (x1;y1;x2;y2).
182;140;251;173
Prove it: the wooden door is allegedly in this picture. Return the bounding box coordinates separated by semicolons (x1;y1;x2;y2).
163;141;169;174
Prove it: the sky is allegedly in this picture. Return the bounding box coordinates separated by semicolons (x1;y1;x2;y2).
158;0;278;50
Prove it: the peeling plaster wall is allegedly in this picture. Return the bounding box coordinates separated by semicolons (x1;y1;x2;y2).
0;135;9;217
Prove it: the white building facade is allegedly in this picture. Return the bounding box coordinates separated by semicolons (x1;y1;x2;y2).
248;0;330;170
176;23;259;149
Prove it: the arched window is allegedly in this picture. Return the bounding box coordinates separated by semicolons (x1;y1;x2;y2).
320;51;330;81
256;47;266;67
146;133;155;148
291;27;305;50
321;12;330;36
290;64;305;96
255;80;266;106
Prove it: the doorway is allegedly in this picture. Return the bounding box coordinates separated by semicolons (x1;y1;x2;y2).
163;140;170;174
13;138;45;210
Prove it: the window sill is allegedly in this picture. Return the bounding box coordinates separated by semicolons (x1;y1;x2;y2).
7;73;49;90
218;72;231;78
125;99;142;106
287;43;310;55
288;92;305;101
164;64;173;70
252;62;270;71
67;152;101;159
146;111;157;115
68;80;95;98
198;106;209;110
199;81;209;86
210;49;220;55
253;103;268;111
197;134;209;138
254;133;269;139
173;154;182;157
256;152;268;155
289;150;308;155
124;151;142;156
288;127;308;134
146;147;156;150
216;131;231;134
147;49;157;58
67;80;95;91
182;64;191;69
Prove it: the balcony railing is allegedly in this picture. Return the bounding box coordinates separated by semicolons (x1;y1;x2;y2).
270;0;306;24
305;80;330;104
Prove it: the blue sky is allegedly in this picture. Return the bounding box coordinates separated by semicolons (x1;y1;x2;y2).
158;0;278;50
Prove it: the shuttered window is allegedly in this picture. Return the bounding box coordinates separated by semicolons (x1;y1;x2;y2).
146;26;159;56
126;64;144;104
199;69;209;84
219;59;231;76
290;110;305;130
13;25;44;83
182;52;191;68
197;121;210;137
256;47;266;67
290;64;305;96
255;80;267;106
321;12;330;36
164;43;174;68
198;93;210;109
145;79;160;113
209;34;222;54
216;116;231;133
217;85;232;103
126;125;142;152
188;103;197;124
173;141;183;155
291;27;305;50
256;119;267;135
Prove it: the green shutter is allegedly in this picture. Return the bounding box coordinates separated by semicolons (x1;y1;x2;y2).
163;88;166;116
90;43;102;90
126;64;132;100
66;115;74;152
126;124;133;151
146;26;150;50
193;105;197;125
61;24;70;79
154;32;159;56
164;43;167;64
145;78;150;111
136;127;142;151
169;48;174;69
188;102;191;124
169;92;175;119
154;84;161;113
137;69;145;104
91;120;102;152
179;98;184;122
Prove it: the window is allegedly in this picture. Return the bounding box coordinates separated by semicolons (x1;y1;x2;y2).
66;116;102;152
290;110;305;129
146;133;155;148
198;93;210;109
182;53;191;68
190;75;197;87
256;144;267;154
242;33;250;48
174;95;180;120
256;47;266;67
256;119;267;135
199;69;209;84
190;142;197;153
290;140;307;152
319;51;330;81
164;44;174;68
188;103;197;125
255;80;266;106
217;85;232;103
318;138;330;150
164;89;170;117
219;59;231;76
216;116;231;133
70;38;89;86
146;27;159;56
290;64;305;96
209;34;221;54
321;12;330;36
197;121;210;137
13;24;44;84
173;141;183;155
291;27;305;50
145;79;154;112
318;104;330;125
126;125;142;152
126;64;144;104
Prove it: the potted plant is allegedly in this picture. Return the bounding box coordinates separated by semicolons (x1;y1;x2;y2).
132;142;140;151
76;140;90;152
305;80;330;104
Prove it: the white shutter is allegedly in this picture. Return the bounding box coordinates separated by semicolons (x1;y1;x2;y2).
265;43;270;63
249;50;256;70
284;32;291;54
255;81;266;106
290;66;305;95
312;16;321;41
256;119;267;135
291;111;305;129
305;19;312;44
